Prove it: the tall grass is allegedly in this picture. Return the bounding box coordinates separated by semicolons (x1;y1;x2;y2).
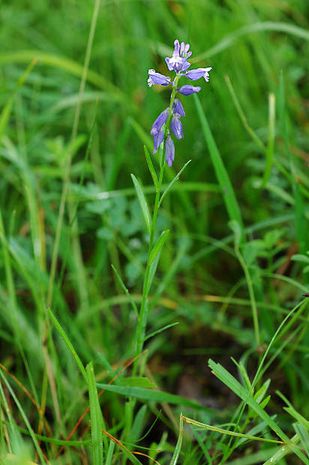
0;0;308;464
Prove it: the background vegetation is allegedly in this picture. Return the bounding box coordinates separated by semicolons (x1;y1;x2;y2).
0;0;308;464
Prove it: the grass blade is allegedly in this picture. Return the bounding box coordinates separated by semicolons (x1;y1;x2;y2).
48;308;87;383
96;383;204;410
262;93;276;186
87;363;104;465
183;416;282;445
111;264;139;316
0;371;48;465
194;95;244;236
170;414;184;465
208;360;308;463
293;424;309;457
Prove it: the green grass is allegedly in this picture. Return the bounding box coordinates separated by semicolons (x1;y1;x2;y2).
0;0;308;464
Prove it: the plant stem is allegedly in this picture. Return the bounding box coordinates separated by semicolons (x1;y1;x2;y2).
134;74;181;368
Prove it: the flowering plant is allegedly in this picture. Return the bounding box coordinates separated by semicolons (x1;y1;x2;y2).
148;39;212;166
133;39;212;369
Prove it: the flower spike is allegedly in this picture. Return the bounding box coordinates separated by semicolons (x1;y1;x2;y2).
165;40;191;73
147;39;212;166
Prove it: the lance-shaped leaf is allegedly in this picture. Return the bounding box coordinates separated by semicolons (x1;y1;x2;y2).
131;174;151;234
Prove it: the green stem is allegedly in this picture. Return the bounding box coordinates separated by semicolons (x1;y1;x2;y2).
234;245;260;347
134;74;181;367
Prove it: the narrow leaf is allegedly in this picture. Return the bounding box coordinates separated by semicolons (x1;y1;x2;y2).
262;93;276;186
183;416;282;445
145;322;179;341
146;229;170;294
159;160;191;206
209;360;287;440
293;423;309;457
170;415;184;465
96;383;204;410
149;229;170;266
194;95;244;238
208;360;307;463
144;145;158;189
131;174;151;234
87;362;104;465
112;264;138;316
117;377;154;388
48;308;87;382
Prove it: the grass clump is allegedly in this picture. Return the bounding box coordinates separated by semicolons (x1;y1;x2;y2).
0;0;308;464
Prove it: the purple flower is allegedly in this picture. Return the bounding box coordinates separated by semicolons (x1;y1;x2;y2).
150;109;169;136
165;39;192;73
178;85;201;96
186;67;212;82
165;136;175;167
173;99;185;117
151;109;169;153
153;130;164;153
148;69;171;87
171;115;183;140
148;39;212;165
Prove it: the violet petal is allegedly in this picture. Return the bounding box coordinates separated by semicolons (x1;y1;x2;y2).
178;85;201;96
165;136;175;167
153;129;164;153
148;69;171;87
171;116;183;140
150;109;169;135
173;98;185;117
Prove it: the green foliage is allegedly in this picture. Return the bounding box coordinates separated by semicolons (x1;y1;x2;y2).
0;0;308;464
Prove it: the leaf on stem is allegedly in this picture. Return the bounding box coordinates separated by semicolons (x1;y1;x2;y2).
144;145;159;189
146;229;170;294
159;160;191;207
131;174;151;234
